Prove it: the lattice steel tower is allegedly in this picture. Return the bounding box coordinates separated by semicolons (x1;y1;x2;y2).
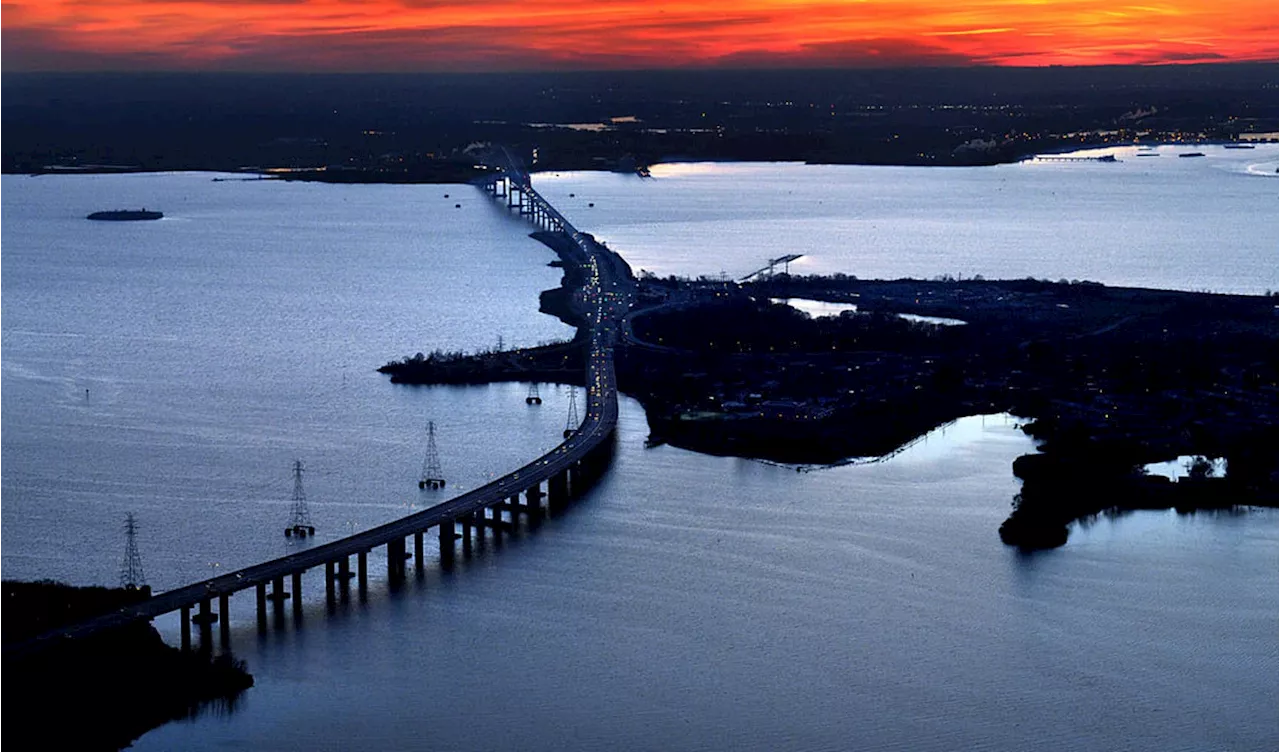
564;390;580;439
526;383;542;405
119;512;146;590
285;459;315;537
419;421;446;490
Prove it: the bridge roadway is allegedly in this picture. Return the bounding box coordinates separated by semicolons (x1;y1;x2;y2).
8;152;630;660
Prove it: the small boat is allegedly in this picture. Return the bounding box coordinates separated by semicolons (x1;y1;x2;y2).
87;209;163;221
1179;152;1205;158
1223;144;1256;150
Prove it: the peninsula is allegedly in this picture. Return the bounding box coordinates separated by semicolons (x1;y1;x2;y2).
382;262;1278;550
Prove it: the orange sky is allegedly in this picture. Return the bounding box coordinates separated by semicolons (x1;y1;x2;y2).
3;0;1276;70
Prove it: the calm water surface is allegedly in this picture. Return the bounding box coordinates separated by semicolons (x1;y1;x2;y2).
1;162;1275;751
535;143;1279;293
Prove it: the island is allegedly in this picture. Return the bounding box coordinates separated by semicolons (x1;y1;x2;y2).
381;245;1278;550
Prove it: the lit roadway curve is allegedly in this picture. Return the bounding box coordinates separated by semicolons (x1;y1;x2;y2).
6;151;631;661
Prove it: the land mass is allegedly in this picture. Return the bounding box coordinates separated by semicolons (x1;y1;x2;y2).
2;580;254;751
381;240;1277;549
4;64;1276;179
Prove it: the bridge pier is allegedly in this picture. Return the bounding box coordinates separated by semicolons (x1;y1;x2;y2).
180;606;192;651
219;593;231;648
478;507;515;534
460;518;473;557
193;598;216;654
387;537;406;583
414;532;425;573
526;484;545;523
256;583;267;632
357;552;368;596
338;556;351;597
270;576;287;628
325;560;336;605
292;572;303;621
489;508;505;548
439;522;456;568
548;471;569;513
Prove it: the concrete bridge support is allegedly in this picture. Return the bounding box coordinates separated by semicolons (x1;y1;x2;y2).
357;552;368;595
256;583;267;631
526;483;545;523
219;594;231;647
325;561;336;605
338;556;351;597
180;605;192;651
270;576;287;628
439;522;456;568
461;517;474;557
193;598;216;654
414;532;425;573
291;572;303;620
387;537;406;583
548;471;569;513
486;508;506;548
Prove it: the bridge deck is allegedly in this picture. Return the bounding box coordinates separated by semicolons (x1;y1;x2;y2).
7;151;628;660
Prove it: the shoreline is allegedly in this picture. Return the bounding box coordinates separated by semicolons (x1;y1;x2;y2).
382;266;1278;550
12;139;1275;182
2;580;253;751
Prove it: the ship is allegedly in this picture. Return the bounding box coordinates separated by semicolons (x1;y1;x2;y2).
1223;144;1256;150
1178;152;1205;158
86;209;163;221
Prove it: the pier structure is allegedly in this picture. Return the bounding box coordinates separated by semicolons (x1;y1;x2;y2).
1031;154;1119;163
7;145;630;660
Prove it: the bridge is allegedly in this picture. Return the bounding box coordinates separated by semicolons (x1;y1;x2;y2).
7;148;634;660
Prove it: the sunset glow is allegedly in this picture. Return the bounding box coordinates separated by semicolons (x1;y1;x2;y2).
4;0;1276;71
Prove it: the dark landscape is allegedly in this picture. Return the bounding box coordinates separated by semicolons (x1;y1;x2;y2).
382;233;1279;549
1;581;253;751
3;64;1276;178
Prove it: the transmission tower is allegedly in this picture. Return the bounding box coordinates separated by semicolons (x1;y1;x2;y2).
119;512;147;591
526;383;542;405
285;459;315;538
419;421;446;490
564;390;580;438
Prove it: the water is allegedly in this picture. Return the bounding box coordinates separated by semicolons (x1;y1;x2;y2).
2;162;1275;751
534;143;1279;294
2;172;577;589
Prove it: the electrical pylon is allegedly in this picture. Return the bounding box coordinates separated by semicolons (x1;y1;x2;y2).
564;390;580;439
526;383;542;405
285;459;315;538
419;421;446;490
119;512;147;590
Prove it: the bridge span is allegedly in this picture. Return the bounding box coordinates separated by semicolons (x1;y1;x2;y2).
8;150;633;660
